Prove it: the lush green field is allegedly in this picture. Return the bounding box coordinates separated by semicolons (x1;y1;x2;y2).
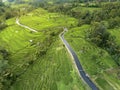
10;39;88;90
64;25;120;90
19;8;77;31
109;28;120;46
0;17;43;78
0;8;90;90
1;1;120;90
0;18;35;53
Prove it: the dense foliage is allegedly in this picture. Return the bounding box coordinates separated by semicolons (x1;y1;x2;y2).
0;2;17;31
0;42;12;90
87;3;120;65
87;22;120;65
0;3;12;89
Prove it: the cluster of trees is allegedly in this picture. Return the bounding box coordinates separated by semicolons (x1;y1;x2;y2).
73;0;120;3
69;2;120;28
80;3;120;65
87;22;120;65
37;2;101;23
0;1;37;31
0;2;18;31
0;2;14;90
0;46;13;90
87;22;111;48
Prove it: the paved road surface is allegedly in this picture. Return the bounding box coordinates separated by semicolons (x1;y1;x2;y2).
59;29;99;90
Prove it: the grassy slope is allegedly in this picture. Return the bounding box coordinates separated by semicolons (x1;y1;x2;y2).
0;18;43;75
10;39;88;90
0;18;34;53
109;28;120;46
19;8;77;31
0;8;89;90
64;25;120;90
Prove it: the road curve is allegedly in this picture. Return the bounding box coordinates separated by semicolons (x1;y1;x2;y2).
16;18;98;90
59;28;99;90
16;18;38;33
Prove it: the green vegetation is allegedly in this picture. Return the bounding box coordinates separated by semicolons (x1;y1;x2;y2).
0;17;38;89
1;0;120;90
65;25;120;90
19;8;77;31
109;28;120;45
10;39;88;90
63;1;120;90
0;6;88;90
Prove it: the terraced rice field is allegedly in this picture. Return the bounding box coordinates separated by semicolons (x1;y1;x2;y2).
64;25;120;90
0;8;89;90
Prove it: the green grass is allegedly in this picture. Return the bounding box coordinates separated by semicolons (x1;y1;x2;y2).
95;78;114;90
0;18;42;53
0;8;88;90
0;18;44;74
19;8;77;31
10;39;88;90
108;28;120;46
1;18;29;52
65;25;120;90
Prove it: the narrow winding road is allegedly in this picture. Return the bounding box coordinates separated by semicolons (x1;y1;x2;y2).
59;29;99;90
16;18;98;90
16;18;38;33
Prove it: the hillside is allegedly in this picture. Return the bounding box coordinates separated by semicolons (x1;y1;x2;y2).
0;6;89;90
1;1;120;90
